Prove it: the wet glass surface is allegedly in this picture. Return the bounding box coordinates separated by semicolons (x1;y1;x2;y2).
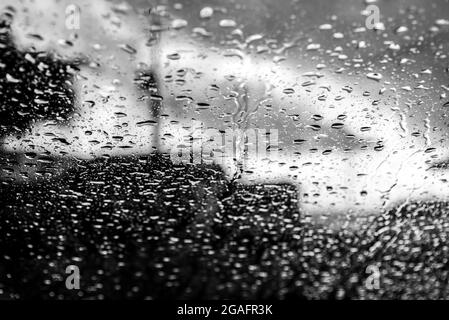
1;0;449;299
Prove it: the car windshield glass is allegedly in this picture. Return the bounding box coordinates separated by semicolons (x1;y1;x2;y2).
1;0;449;300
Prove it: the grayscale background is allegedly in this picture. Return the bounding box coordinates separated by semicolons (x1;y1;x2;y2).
0;0;449;299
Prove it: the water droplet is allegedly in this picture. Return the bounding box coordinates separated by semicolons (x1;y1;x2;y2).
171;19;188;29
331;123;344;129
200;7;214;19
366;73;383;81
219;19;237;28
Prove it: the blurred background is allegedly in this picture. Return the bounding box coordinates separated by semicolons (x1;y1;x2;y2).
0;0;449;299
